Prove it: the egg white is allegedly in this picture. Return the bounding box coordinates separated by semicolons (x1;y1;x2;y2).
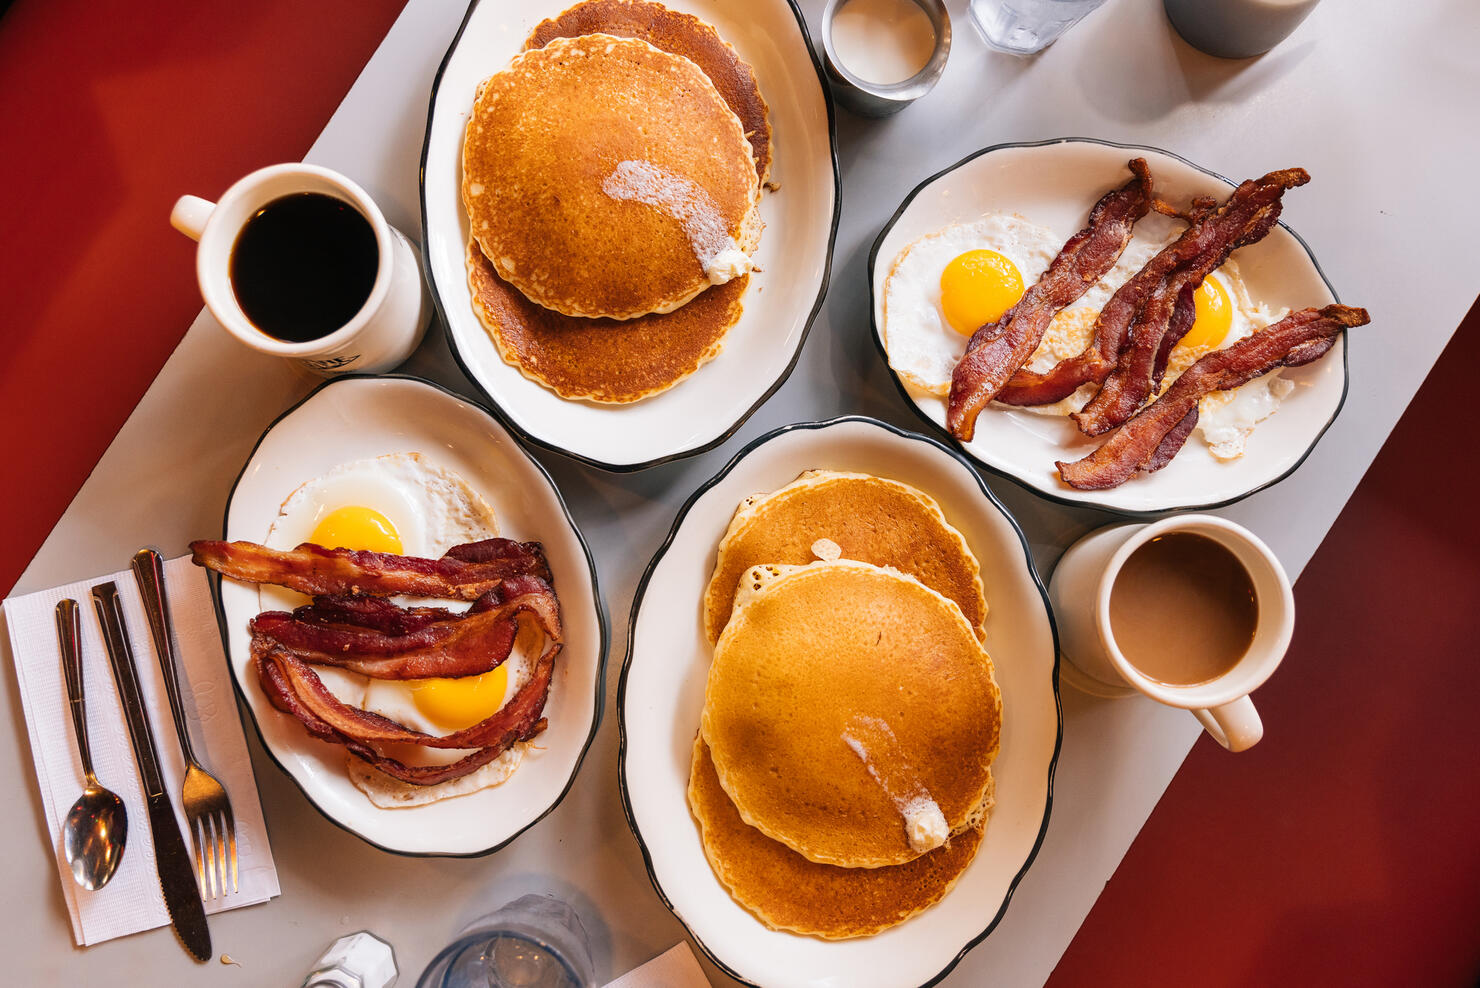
883;214;1062;396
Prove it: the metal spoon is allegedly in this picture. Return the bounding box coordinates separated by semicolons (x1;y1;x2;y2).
56;598;128;890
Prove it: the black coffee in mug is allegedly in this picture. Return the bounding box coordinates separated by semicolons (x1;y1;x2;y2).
229;192;379;343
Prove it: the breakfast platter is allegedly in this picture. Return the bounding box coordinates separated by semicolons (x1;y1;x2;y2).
10;0;1479;985
621;417;1059;987
421;0;840;471
870;137;1348;515
214;375;605;855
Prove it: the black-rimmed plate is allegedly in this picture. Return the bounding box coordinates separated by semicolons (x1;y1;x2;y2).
619;416;1060;988
214;375;606;856
870;137;1348;515
420;0;840;471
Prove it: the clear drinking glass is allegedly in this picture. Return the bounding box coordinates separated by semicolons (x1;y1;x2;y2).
416;894;595;988
968;0;1109;55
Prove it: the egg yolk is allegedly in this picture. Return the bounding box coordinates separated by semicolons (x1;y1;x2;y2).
1177;277;1234;352
939;250;1024;335
409;665;510;732
310;505;403;554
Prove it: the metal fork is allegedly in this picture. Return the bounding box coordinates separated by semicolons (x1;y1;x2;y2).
130;548;238;899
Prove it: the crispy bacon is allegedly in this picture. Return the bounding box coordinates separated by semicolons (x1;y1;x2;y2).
1056;304;1369;490
945;159;1154;441
291;595;455;636
1073;174;1303;435
190;538;551;600
1000;168;1309;411
249;574;561;679
252;625;559;785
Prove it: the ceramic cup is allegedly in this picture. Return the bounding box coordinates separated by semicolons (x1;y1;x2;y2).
1163;0;1320;59
170;163;430;376
1049;514;1294;751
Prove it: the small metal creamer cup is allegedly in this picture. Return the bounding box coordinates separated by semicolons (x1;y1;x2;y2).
820;0;951;117
170;163;431;377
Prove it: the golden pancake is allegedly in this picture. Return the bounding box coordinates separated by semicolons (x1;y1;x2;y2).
702;560;1001;868
462;35;761;320
702;471;987;645
465;238;745;403
525;0;773;185
688;735;990;939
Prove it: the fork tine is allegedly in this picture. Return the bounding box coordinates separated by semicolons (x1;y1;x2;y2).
190;816;207;899
212;810;228;897
205;815;221;900
215;815;227;900
221;805;238;894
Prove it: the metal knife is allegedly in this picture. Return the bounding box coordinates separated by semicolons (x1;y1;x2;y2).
90;582;212;962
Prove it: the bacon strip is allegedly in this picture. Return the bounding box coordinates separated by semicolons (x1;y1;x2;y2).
1056;305;1369;490
249;574;560;679
945;159;1154;441
999;168;1309;411
190;538;551;600
291;594;455;636
252;624;559;785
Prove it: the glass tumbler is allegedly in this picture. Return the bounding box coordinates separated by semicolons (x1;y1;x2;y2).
968;0;1109;55
417;894;595;988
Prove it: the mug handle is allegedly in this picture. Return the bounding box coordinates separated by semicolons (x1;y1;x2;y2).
1193;696;1263;752
170;195;216;241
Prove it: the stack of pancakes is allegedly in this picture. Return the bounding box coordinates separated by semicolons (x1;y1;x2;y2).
461;0;772;404
692;471;1004;938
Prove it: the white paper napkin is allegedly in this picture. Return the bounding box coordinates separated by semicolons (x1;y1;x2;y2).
3;555;279;946
602;943;711;988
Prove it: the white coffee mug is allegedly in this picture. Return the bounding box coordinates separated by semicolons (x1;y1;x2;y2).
170;163;430;376
1049;514;1294;752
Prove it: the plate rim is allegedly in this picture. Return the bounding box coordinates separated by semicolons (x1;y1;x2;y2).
206;372;610;858
417;0;843;473
867;135;1351;518
615;414;1064;988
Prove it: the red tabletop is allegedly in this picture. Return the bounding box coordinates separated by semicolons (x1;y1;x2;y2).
2;1;1477;984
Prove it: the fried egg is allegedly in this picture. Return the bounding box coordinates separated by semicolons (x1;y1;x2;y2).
883;215;1061;395
258;453;546;807
264;452;499;564
1161;264;1293;460
351;617;545;809
360;617;542;737
1012;250;1292;460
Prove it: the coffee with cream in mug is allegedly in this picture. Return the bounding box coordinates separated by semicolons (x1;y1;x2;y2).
1049;514;1294;752
1108;532;1259;687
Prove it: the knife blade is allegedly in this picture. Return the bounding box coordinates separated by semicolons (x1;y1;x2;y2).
90;582;211;962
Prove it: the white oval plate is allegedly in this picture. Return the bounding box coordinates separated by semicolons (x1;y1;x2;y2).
620;417;1060;988
870;138;1348;515
421;0;839;471
216;375;606;856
